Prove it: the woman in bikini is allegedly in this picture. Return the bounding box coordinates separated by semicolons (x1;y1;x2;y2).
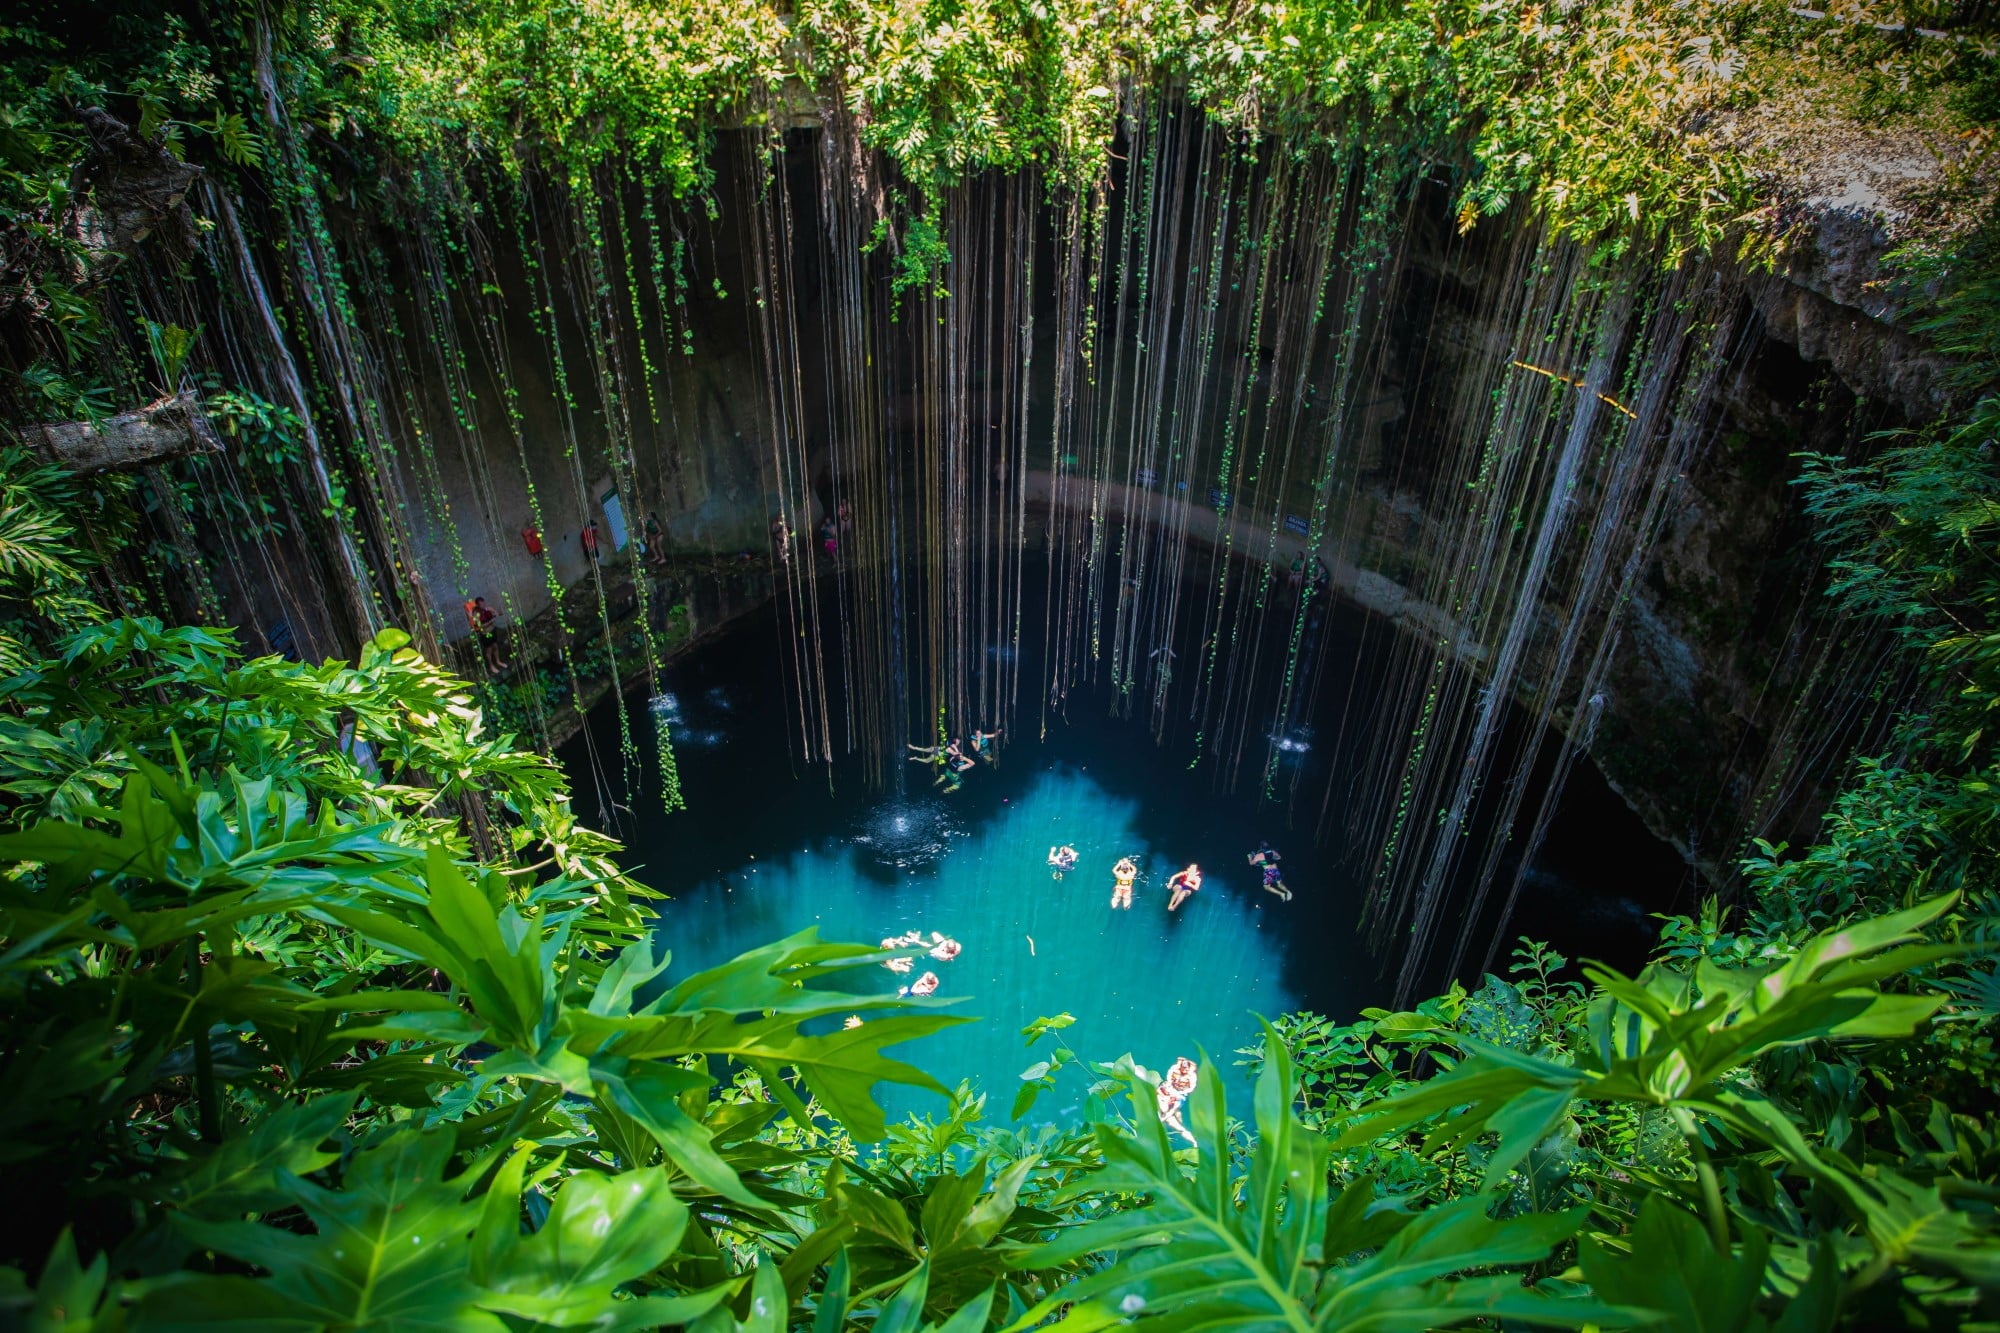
1111;856;1139;909
1166;863;1202;911
1156;1056;1199;1145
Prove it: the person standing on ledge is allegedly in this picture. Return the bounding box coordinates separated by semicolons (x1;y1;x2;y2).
1166;863;1202;911
1111;856;1139;910
643;511;668;568
581;517;601;566
463;596;504;675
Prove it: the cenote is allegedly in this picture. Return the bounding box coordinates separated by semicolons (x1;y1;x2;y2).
562;567;1688;1120
11;5;1991;1319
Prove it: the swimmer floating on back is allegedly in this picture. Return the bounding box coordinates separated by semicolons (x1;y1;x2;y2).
928;935;962;961
1166;863;1203;912
900;971;940;998
1111;856;1139;910
1048;844;1079;877
1156;1056;1200;1145
880;938;917;974
1247;842;1292;901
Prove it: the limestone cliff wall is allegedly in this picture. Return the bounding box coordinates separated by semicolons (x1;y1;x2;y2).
1356;198;1938;884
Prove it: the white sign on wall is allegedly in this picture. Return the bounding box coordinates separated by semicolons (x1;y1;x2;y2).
598;483;630;551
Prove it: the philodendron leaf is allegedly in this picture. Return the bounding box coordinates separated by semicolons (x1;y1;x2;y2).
1007;1019;1620;1333
474;1158;690;1327
691;1257;788;1333
162;1127;499;1331
874;1260;930;1333
1580;1195;1772;1333
155;1092;357;1221
596;929;968;1142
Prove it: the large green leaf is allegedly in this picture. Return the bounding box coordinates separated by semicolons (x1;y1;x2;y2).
164;1129;499;1331
1009;1023;1619;1333
472;1152;690;1327
154;1093;356;1221
1582;1197;1763;1332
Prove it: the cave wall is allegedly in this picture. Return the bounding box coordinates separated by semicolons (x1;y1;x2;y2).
372;176;791;642
348;133;1936;885
1352;196;1933;883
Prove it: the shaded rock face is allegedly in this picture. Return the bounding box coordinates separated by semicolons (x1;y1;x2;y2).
1590;329;1904;880
1752;204;1952;420
1360;202;1926;885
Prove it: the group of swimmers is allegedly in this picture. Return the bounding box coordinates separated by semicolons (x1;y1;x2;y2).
876;928;962;1000
906;727;1001;793
1045;842;1291;908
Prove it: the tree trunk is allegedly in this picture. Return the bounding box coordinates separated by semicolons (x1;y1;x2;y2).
30;391;219;474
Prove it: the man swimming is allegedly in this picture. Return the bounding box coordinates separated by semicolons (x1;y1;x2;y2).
1048;844;1079;876
1111;856;1139;909
1247;843;1292;901
901;971;940;998
928;935;962;961
1166;863;1203;911
970;727;1002;763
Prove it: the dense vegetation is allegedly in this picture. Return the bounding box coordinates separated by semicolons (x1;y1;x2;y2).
0;392;1995;1327
3;0;1997;421
0;1;1997;1329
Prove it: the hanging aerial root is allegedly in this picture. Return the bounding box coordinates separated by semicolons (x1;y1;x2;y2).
1509;360;1638;419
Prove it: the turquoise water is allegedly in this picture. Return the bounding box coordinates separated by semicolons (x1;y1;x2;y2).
652;763;1300;1120
561;596;1681;1129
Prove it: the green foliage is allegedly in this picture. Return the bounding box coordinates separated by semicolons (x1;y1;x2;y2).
0;446;102;672
0;13;1995;1326
0;620;1004;1328
1016;1028;1628;1332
